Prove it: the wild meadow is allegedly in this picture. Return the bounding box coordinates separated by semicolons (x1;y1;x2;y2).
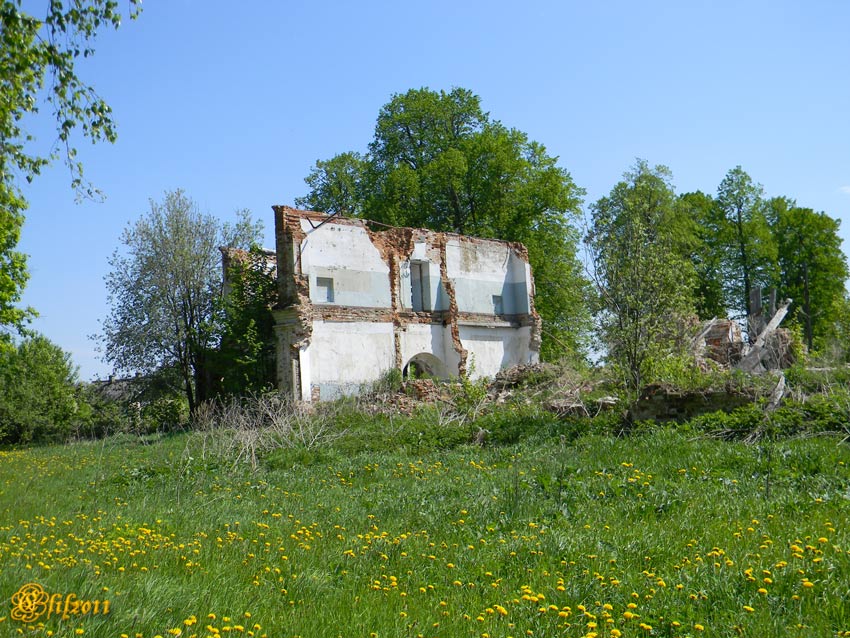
1;405;849;638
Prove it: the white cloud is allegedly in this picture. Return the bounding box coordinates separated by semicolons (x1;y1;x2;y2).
839;186;850;195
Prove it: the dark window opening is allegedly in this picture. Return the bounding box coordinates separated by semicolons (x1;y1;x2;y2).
410;262;429;311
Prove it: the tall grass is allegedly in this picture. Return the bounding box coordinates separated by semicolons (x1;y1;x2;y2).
1;416;849;637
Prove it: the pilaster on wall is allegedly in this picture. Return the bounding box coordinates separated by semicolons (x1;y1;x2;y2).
365;225;415;371
272;207;314;399
437;235;468;377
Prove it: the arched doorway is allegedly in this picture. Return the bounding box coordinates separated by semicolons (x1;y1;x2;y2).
402;353;450;380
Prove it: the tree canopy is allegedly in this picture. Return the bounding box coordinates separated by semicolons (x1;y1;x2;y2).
714;166;778;324
588;160;695;392
101;190;261;413
679;170;848;356
0;334;80;443
770;198;849;351
297;87;589;359
0;0;139;341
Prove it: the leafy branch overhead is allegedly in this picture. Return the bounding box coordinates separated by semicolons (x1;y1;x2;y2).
0;0;140;340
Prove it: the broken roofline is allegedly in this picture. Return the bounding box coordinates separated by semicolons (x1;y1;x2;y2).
270;206;533;258
271;205;541;330
271;205;542;399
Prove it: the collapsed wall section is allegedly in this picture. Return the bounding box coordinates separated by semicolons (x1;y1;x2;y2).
272;206;541;401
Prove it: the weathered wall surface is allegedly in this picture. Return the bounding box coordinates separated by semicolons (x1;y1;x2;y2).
460;325;537;379
396;323;457;378
445;239;531;315
272;206;541;401
308;320;395;400
298;219;392;308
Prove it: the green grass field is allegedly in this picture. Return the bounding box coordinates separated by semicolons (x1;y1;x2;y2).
1;426;849;638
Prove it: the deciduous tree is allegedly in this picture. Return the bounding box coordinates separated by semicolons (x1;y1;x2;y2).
297;87;589;359
769;197;849;351
715;167;778;325
678;190;726;319
101;190;262;413
0;334;80;443
213;246;278;395
587;161;695;393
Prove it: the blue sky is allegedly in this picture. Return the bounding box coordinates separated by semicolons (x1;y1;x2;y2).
17;0;850;380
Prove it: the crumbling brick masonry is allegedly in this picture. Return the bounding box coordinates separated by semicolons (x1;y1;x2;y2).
272;207;541;401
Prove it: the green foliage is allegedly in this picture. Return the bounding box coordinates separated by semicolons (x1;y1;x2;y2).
0;334;80;443
769;199;849;351
786;362;850;392
0;201;31;340
771;395;850;436
213;246;278;395
714;166;778;322
297;87;590;360
644;353;727;392
678;190;726;319
299;151;368;216
371;367;403;394
140;397;190;434
475;403;567;445
587;160;696;392
822;293;850;362
101;190;262;412
683;404;766;437
72;384;132;440
450;373;489;420
683;396;850;440
0;0;139;336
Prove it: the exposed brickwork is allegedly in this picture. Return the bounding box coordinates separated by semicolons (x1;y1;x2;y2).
438;234;468;376
271;207;541;399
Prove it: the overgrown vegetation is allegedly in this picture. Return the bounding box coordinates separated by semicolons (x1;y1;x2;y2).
100;190;263;413
2;396;850;637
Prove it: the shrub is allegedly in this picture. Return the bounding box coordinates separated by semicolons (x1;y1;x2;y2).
475;404;559;445
0;335;81;444
72;384;132;439
140;396;190;433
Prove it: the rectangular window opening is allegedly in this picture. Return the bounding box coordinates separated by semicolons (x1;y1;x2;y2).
316;276;334;303
410;262;429;311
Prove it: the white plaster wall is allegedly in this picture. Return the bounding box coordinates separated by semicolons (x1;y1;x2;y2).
508;253;532;314
410;240;429;262
446;239;530;315
446;239;511;282
299;221;392;308
298;343;312;402
459;325;536;379
307;320;395;397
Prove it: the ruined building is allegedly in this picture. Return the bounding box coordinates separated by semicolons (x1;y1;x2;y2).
272;207;541;401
